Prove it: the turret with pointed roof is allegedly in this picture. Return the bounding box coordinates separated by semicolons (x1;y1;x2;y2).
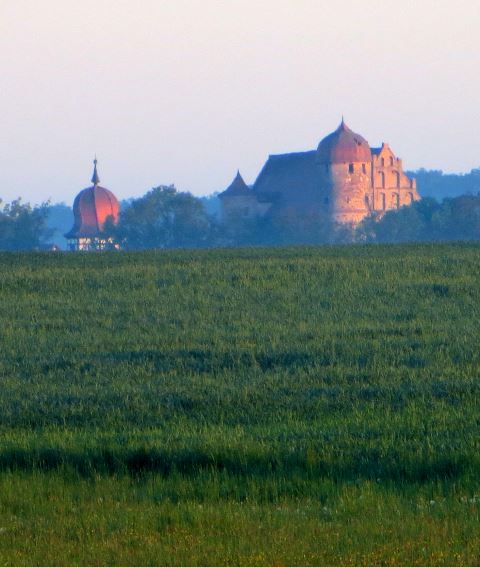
218;171;252;198
218;170;272;220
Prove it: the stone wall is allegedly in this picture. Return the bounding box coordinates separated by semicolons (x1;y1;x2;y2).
329;161;372;224
220;195;271;221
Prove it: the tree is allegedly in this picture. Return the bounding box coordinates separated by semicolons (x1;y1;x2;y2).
431;195;480;240
116;185;212;249
0;198;52;250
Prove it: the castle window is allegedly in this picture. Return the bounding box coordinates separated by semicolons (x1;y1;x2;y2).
394;171;400;188
349;163;354;173
390;157;394;166
381;193;386;210
409;192;414;203
365;195;370;208
410;179;414;189
379;171;385;188
362;163;367;174
393;193;400;208
381;158;385;167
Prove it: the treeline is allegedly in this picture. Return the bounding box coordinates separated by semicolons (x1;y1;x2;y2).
2;167;480;250
358;195;480;243
203;194;480;246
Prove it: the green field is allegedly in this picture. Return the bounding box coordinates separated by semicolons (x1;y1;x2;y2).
0;244;479;566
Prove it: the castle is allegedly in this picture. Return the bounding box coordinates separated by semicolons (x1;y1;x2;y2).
219;120;420;225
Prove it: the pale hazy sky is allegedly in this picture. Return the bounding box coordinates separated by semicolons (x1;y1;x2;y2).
1;0;479;203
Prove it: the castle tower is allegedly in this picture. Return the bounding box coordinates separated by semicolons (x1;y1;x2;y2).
317;120;373;224
218;171;270;220
65;158;120;251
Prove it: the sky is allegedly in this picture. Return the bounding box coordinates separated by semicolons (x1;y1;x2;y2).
1;0;479;204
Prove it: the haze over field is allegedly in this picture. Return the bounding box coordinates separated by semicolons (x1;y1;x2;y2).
1;0;479;203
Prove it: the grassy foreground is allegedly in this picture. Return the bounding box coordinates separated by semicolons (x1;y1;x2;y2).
0;244;479;565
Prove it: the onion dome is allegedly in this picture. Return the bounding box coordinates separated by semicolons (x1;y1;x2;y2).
218;171;252;198
65;158;120;239
317;119;371;164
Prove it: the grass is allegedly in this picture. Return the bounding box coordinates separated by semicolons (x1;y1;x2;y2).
0;474;479;566
0;243;479;565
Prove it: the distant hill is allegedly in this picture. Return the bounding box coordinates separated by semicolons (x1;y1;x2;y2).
408;168;480;200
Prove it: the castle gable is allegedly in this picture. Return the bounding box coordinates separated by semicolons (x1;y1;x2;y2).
372;143;398;168
371;143;418;211
372;143;416;191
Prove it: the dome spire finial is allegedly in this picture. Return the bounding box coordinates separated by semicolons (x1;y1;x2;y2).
339;115;347;130
91;156;100;186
